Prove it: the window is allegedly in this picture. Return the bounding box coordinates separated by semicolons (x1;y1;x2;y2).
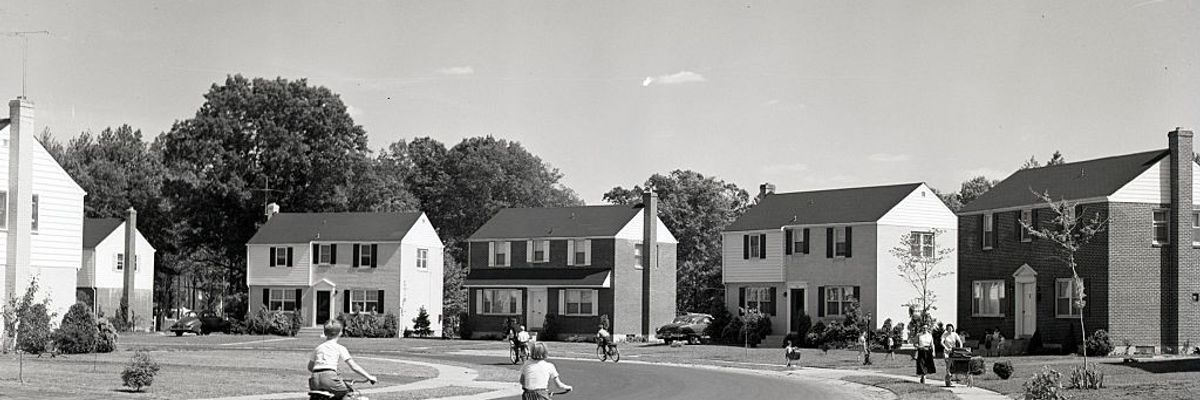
0;190;6;229
531;240;548;262
569;239;590;265
834;227;848;257
1153;209;1169;244
358;243;374;266
417;248;429;269
1056;278;1083;317
318;244;332;264
1194;212;1200;246
268;289;297;311
479;289;521;315
563;289;596;316
910;232;934;258
824;286;854;317
972;280;1005;317
30;194;38;231
1019;209;1032;242
634;243;643;269
115;253;124;271
793;229;806;254
273;247;289;266
490;241;510;266
982;213;994;250
744;287;773;312
749;235;761;258
350;290;380;313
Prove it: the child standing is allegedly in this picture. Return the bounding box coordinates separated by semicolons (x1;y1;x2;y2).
885;335;896;361
784;340;801;367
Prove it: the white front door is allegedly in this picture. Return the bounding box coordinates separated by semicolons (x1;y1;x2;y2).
527;288;548;330
1016;282;1037;337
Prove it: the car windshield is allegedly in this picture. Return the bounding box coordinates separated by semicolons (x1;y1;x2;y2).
673;315;707;324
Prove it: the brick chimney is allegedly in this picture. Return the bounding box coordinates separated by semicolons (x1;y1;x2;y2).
123;207;138;328
3;98;35;339
759;183;776;201
265;202;280;220
641;188;658;336
1169;127;1198;352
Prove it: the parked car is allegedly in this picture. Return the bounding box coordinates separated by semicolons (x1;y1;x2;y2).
656;313;713;345
169;311;229;336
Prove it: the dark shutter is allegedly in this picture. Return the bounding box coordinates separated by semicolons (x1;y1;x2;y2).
377;290;385;313
826;228;834;258
785;229;793;255
287;247;294;266
853;286;861;303
371;244;379;268
1000;284;1010;316
743;235;750;259
262;288;270;310
992;213;1001;248
1032;209;1040;231
295;289;303;311
1014;211;1023;238
803;229;810;254
759;234;767;259
978;214;985;248
313;243;320;264
352;244;361;268
817;286;826;317
269;247;276;267
768;287;777;316
844;227;853;258
344;290;351;314
738;287;746;314
331;244;338;264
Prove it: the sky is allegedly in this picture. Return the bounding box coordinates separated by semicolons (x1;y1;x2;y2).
1;0;1197;204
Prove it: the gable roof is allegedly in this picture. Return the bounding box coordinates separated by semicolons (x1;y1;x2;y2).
468;205;640;240
83;218;123;248
247;212;424;244
959;149;1168;213
726;183;923;231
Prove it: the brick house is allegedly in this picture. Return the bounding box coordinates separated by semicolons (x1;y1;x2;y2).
957;129;1199;354
723;183;958;335
462;191;677;340
246;205;444;336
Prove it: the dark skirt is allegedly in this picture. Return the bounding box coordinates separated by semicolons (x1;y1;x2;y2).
915;348;936;375
523;389;552;400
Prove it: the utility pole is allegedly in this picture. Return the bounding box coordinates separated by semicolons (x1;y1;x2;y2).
2;31;50;98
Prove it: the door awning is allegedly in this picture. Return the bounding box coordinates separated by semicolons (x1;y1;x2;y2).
463;268;611;288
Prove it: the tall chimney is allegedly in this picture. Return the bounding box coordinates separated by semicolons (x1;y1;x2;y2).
641;189;658;336
265;202;280;220
758;183;776;201
1168;128;1197;352
3;98;35;339
123;207;138;328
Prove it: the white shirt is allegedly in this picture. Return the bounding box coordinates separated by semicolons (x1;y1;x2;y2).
311;340;352;371
917;332;934;349
517;331;531;343
597;328;611;339
942;332;963;353
520;360;567;390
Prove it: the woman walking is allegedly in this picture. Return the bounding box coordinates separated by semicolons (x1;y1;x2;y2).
915;324;936;384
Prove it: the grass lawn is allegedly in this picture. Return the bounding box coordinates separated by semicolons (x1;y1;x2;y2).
366;386;492;400
841;375;957;400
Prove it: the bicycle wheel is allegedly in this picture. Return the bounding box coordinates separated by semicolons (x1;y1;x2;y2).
510;347;520;364
596;345;607;362
610;347;620;363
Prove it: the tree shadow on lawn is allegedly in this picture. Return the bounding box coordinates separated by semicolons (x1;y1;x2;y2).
1116;358;1200;374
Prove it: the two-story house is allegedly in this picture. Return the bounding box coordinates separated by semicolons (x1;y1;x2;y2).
76;212;156;331
462;191;677;340
723;183;958;335
957;129;1200;354
1;97;87;334
246;205;444;336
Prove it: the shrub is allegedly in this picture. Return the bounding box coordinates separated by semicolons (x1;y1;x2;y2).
792;314;812;346
1023;366;1066;400
1028;330;1045;355
121;350;160;392
457;312;473;339
704;309;732;343
993;360;1014;380
412;307;433;338
539;313;559;341
245;308;301;336
95;318;118;353
383;313;400;337
805;321;827;349
1068;364;1104;390
1086;330;1114;357
17;303;53;355
56;302;99;354
338;312;399;338
1063;324;1081;356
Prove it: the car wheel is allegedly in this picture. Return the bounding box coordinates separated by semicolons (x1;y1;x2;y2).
664;339;673;345
175;331;183;337
688;336;700;345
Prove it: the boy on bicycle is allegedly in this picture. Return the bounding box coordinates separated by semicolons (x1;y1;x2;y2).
513;325;532;356
308;321;377;399
596;324;612;352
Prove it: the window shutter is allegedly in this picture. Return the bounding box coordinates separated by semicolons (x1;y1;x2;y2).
526;240;533;263
331;244;338;264
377;290;385;313
826;228;834;258
584;240;592;265
1032;209;1040;231
978;214;986;248
743;235;750;259
566;240;575;266
768;287;777;316
785;229;793;255
845;227;853;258
590;290;599;316
1014;211;1023;238
371;244;379;268
853;286;861;303
313;243;320;264
476;290;483;314
269;248;276;267
262;289;270;310
992;213;1000;248
803;229;810;254
817;287;826;317
558;290;566;314
287;247;294;267
999;284;1009;316
352;244;361;268
759;234;767;259
488;242;496;267
738;287;746;314
295;289;303;311
344;290;351;314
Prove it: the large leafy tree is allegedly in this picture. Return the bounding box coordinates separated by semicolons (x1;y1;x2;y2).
604;170;751;314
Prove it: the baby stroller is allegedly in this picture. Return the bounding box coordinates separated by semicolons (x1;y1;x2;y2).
945;347;984;387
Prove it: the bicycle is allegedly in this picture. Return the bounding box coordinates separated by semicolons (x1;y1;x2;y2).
549;388;572;397
510;343;530;364
595;341;620;362
307;378;376;400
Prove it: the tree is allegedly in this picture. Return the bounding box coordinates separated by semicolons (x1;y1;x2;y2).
2;276;50;353
1020;190;1107;365
604;170;752;314
1019;151;1067;170
56;302;99;354
957;176;998;207
890;229;955;321
412;307;433;338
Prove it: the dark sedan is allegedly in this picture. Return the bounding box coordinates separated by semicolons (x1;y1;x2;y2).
656;313;713;345
169;311;229;336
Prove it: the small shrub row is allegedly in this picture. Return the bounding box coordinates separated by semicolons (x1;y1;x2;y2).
337;312;399;338
244;308;302;336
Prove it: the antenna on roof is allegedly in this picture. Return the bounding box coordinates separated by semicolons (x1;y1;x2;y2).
2;31;50;98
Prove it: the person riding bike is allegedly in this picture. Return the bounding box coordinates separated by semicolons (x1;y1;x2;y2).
512;325;532;358
520;342;572;400
596;324;613;353
308;321;378;399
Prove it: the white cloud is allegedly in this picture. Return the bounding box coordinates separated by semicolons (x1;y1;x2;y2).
642;70;706;87
438;66;475;75
868;153;912;163
760;163;809;174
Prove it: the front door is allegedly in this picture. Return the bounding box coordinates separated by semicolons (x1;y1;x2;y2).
1016;282;1036;337
790;289;806;332
528;288;547;330
316;291;331;325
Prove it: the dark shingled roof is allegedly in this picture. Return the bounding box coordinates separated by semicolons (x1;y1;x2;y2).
462;268;611;287
247;212;423;244
83;218;123;249
468;205;640;240
959;149;1169;213
725;183;923;231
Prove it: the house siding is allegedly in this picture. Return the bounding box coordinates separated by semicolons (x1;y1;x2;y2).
721;231;784;283
781;224;878;334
